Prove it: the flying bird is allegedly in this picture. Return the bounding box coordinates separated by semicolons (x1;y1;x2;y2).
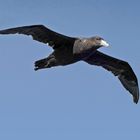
0;25;139;103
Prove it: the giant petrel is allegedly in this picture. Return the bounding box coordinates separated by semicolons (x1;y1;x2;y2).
0;25;139;103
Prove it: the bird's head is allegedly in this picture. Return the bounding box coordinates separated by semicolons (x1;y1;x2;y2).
91;36;109;48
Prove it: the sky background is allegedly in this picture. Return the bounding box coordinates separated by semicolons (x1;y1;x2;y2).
0;0;140;139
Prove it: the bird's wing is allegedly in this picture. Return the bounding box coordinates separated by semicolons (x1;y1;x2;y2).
0;25;76;49
84;51;139;103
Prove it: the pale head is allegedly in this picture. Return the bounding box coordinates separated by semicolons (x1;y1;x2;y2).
90;36;109;48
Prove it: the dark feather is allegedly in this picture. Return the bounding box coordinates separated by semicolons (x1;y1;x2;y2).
84;51;139;103
0;25;76;49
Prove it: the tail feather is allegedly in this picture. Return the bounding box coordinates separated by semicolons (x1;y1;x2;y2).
34;58;49;71
34;55;58;71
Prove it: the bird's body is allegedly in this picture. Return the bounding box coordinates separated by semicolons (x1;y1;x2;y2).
35;37;103;70
0;25;139;103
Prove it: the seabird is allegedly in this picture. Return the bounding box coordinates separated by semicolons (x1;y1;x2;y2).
0;25;139;103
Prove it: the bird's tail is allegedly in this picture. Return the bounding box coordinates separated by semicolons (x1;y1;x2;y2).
34;58;49;71
34;55;58;71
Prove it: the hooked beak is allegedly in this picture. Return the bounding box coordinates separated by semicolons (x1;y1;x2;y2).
100;40;109;47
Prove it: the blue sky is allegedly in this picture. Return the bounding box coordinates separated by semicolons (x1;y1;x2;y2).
0;0;140;139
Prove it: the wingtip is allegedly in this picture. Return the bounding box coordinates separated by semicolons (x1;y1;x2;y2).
133;87;139;104
133;94;139;104
134;98;138;104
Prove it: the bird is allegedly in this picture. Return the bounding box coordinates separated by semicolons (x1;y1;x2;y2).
0;25;139;104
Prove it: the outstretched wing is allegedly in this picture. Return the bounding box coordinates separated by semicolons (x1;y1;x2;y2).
0;25;76;49
84;51;139;103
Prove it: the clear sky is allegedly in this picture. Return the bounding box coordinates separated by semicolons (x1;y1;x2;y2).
0;0;140;140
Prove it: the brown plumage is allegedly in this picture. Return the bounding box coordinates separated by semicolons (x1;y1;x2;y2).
0;25;139;103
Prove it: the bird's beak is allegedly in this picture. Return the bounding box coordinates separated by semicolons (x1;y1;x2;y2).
100;40;109;47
